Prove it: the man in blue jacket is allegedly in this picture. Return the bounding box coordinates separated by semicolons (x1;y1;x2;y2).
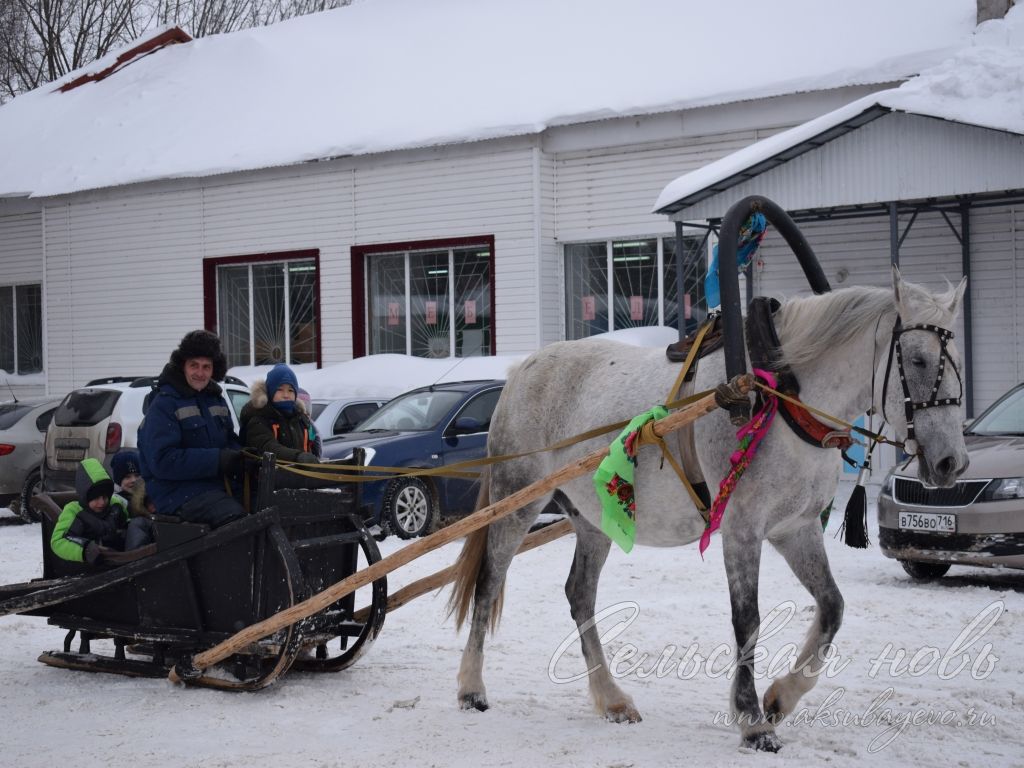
138;329;246;528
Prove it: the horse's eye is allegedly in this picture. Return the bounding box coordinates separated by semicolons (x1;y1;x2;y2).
911;357;926;368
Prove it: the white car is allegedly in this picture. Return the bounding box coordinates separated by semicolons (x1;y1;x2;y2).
42;375;251;497
311;397;388;438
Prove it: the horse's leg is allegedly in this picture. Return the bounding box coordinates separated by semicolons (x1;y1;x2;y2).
565;513;641;723
763;519;844;723
457;503;539;711
722;526;783;752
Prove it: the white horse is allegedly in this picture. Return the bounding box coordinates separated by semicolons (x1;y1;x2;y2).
449;268;968;752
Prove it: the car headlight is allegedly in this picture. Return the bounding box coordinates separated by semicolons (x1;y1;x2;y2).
983;478;1024;501
339;447;375;465
879;471;895;497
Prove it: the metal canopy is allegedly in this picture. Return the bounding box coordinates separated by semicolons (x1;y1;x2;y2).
656;105;891;216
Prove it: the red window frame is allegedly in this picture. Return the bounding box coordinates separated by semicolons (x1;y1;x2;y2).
202;249;322;366
350;236;496;359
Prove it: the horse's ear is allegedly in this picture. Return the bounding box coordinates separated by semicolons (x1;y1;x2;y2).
948;276;968;316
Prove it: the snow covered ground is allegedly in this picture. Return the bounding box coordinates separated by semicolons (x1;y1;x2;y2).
2;481;1022;768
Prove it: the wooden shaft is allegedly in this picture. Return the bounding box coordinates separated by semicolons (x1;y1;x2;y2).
170;390;722;682
352;518;574;623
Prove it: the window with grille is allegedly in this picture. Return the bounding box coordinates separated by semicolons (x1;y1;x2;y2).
0;284;43;374
206;252;319;368
358;239;493;358
564;236;707;340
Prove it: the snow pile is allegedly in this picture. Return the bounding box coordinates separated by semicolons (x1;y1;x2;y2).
0;0;976;198
878;3;1024;135
229;325;680;400
655;4;1024;212
1;488;1023;767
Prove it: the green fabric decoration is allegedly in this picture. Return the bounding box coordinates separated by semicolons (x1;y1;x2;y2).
592;405;668;553
820;498;833;531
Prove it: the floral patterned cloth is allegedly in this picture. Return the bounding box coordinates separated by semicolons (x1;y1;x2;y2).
592;405;669;553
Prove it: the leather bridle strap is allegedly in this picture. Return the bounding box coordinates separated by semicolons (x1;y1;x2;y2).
882;318;962;448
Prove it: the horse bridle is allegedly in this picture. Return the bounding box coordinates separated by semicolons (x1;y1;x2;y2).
881;318;963;451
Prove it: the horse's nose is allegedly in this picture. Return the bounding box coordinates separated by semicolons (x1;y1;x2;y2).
936;453;969;479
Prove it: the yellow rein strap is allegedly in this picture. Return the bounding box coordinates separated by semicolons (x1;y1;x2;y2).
636;418;709;515
653;320;716;514
264;388;719;485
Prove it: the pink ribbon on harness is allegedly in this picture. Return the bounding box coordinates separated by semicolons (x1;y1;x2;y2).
699;369;779;557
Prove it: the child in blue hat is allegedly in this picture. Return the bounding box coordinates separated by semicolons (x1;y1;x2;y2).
240;364;321;464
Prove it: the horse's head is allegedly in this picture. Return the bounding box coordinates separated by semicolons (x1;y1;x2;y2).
876;267;969;488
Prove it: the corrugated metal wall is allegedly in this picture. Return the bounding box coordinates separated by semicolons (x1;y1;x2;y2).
554;129;776;243
0;209;45;397
753;207;1023;472
681;113;1024;220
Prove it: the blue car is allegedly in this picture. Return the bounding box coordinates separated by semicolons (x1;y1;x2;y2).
321;380;504;538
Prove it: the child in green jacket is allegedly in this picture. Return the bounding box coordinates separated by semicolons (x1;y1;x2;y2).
51;458;153;564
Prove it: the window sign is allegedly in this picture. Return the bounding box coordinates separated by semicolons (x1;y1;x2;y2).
630;296;643;321
582;295;596;321
425;301;438;325
464;300;476;324
388;303;401;326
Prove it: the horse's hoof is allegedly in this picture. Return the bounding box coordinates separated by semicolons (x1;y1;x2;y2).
604;704;642;724
742;731;783;753
459;692;489;712
763;689;785;725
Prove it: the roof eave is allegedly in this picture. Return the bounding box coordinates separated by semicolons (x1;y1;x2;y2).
655;103;892;217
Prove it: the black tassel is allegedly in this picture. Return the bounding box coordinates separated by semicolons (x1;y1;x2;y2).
842;478;869;548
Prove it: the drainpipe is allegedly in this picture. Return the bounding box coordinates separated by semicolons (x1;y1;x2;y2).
960;202;974;417
888;202;900;268
674;220;686;341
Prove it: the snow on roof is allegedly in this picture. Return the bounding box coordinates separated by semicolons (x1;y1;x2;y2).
0;0;977;199
654;4;1024;215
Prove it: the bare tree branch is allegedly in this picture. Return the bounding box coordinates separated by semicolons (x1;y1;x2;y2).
0;0;352;103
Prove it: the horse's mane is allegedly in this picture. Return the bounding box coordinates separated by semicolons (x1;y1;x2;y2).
773;281;958;368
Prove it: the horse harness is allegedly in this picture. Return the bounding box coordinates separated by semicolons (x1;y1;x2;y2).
661;299;855;519
745;297;854;451
881;318;963;451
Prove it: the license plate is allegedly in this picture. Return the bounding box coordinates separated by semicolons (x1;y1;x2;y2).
898;510;956;533
56;449;85;462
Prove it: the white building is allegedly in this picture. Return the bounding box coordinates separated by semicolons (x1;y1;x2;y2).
0;0;994;399
656;2;1024;417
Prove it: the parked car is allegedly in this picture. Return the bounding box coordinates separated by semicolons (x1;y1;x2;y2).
311;397;388;438
0;396;63;522
321;380;504;539
878;381;1024;579
42;375;251;498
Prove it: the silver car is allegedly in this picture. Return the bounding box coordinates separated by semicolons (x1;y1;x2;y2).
877;382;1024;579
0;397;62;522
311;397;387;438
43;376;250;498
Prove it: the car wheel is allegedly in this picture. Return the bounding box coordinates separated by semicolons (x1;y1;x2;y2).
17;467;43;524
899;560;951;580
382;477;436;539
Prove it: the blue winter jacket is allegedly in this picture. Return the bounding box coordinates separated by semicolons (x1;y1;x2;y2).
137;362;241;515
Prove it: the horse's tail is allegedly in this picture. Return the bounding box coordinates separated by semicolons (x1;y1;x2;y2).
447;466;504;632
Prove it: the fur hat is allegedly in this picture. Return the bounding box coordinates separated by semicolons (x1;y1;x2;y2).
170;329;228;381
110;449;141;485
